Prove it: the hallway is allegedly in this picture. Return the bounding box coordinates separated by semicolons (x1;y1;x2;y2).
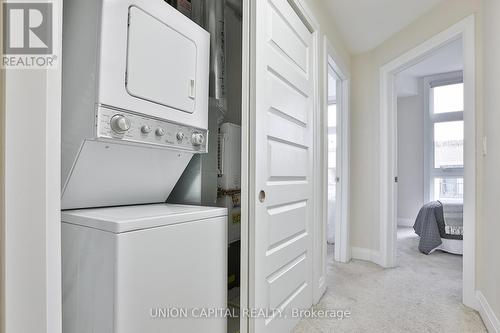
293;228;486;332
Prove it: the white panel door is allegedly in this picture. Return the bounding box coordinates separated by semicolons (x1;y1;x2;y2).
250;0;314;331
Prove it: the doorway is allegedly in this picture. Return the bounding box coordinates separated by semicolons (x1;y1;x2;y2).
379;16;476;309
323;42;350;266
395;38;464;249
327;65;341;259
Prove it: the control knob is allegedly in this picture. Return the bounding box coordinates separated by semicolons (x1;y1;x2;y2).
156;128;166;137
176;132;185;141
110;115;131;133
141;125;152;134
191;132;205;146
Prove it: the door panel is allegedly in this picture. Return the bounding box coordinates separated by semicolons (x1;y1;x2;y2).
268;9;309;73
250;0;314;331
267;74;308;124
268;139;308;179
267;201;307;249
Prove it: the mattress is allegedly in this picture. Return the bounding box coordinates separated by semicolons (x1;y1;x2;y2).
441;201;463;240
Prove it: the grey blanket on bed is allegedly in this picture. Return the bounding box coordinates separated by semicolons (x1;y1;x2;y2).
413;201;444;254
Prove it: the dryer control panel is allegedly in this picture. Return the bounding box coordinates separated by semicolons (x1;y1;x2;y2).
97;106;208;153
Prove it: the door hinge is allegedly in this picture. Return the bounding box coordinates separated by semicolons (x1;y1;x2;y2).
394;176;398;183
336;177;340;183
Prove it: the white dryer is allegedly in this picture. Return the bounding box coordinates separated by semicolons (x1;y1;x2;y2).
62;204;227;333
61;0;210;209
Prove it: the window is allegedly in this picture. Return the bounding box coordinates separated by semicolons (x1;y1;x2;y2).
433;83;464;114
434;120;464;168
425;73;464;203
434;177;464;201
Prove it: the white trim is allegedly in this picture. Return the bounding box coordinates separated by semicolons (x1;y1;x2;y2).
379;15;477;309
476;291;500;333
323;37;351;266
3;2;63;332
47;4;63;331
351;247;382;266
240;0;250;332
397;218;414;227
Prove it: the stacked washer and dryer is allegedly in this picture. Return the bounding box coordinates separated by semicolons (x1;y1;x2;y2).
61;1;226;332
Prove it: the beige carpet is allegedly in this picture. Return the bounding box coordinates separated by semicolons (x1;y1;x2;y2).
293;227;486;333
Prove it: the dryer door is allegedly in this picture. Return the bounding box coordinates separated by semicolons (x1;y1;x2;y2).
97;1;209;130
126;6;196;114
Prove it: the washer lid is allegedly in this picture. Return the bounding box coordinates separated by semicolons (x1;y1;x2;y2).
61;204;227;233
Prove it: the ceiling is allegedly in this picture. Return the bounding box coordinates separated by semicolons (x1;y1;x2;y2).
324;0;446;54
398;38;463;77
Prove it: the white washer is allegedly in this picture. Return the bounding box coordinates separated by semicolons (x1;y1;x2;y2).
62;204;227;333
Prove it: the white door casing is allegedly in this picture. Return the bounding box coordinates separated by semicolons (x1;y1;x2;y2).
249;0;315;331
379;15;476;309
322;37;351;266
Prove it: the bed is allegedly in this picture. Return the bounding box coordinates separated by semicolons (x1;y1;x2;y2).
413;201;463;255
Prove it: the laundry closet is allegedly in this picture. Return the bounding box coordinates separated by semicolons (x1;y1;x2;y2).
60;0;243;332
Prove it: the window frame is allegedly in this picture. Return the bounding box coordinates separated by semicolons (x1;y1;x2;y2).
423;71;464;202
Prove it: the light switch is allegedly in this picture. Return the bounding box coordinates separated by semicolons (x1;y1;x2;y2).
482;136;487;156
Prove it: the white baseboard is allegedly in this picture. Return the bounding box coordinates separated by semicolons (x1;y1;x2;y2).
477;290;500;333
351;247;383;266
397;218;414;227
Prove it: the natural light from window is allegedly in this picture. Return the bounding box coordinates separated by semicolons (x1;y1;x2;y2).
328;104;337;180
428;77;464;202
434;120;464;168
434;177;464;201
433;83;464;114
328;104;337;128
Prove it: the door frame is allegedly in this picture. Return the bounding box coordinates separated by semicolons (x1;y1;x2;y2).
2;2;63;332
378;15;477;309
240;0;250;331
322;37;351;268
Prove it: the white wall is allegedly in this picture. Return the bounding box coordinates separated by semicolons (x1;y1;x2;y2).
301;0;351;302
397;83;424;225
350;52;379;249
2;2;63;333
478;0;500;323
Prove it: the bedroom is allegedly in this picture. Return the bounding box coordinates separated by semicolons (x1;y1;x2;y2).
395;36;465;286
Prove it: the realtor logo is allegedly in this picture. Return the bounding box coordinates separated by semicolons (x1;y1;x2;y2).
2;1;57;68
